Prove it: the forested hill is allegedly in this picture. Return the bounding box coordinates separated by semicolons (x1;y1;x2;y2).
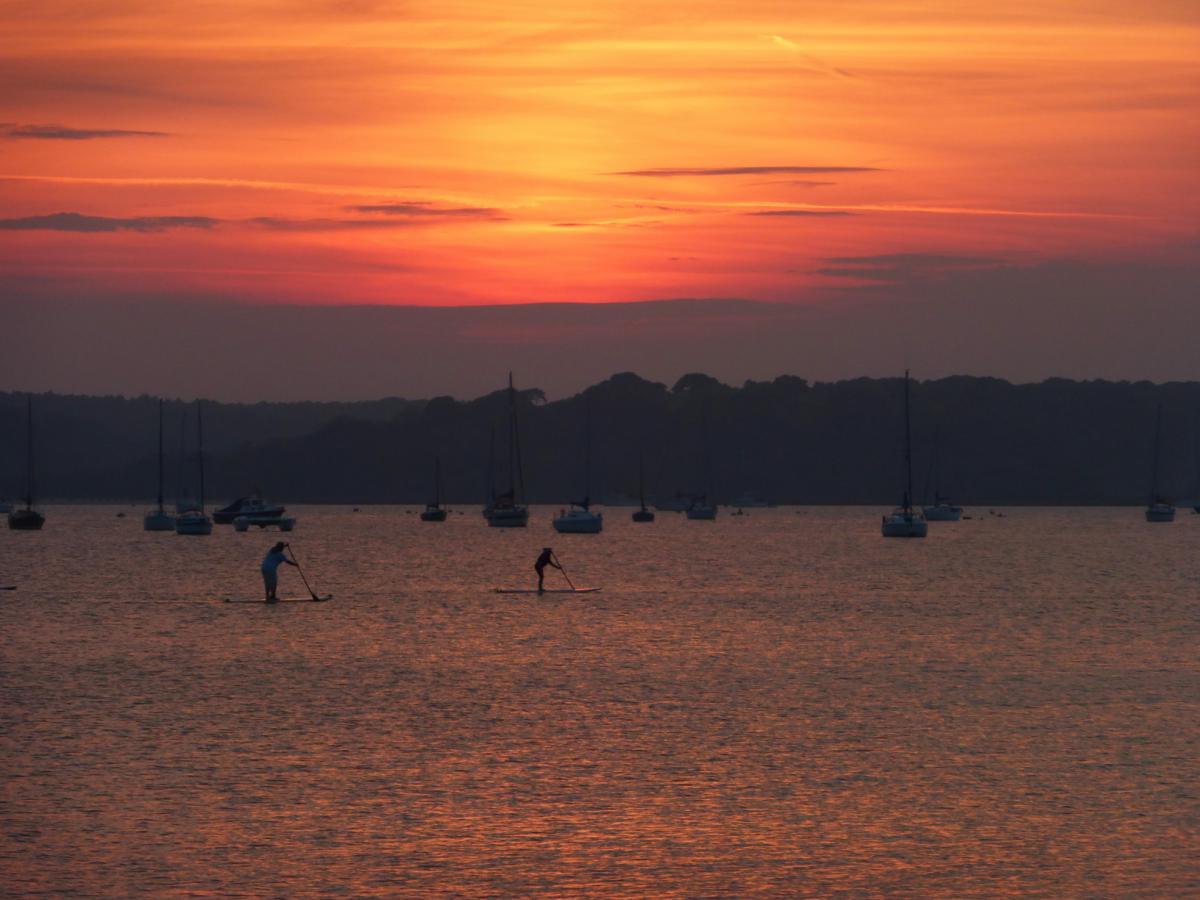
3;374;1199;505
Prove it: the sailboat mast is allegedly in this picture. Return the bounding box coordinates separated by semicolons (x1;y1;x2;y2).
509;372;526;504
904;370;914;511
434;456;442;507
584;398;592;505
1151;404;1163;501
156;399;165;512
24;395;34;508
197;400;205;512
639;451;646;509
486;425;495;504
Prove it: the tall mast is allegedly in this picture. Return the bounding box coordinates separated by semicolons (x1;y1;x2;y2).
509;372;525;504
434;455;441;507
584;397;592;506
904;370;913;512
24;395;34;509
156;399;165;512
639;451;646;509
486;425;495;504
177;412;187;508
1151;404;1162;502
196;400;205;512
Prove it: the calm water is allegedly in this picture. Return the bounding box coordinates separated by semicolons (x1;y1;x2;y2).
2;506;1197;896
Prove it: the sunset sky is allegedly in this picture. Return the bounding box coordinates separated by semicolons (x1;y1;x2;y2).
2;0;1198;397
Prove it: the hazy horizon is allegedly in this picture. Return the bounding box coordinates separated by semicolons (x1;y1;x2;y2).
5;251;1198;402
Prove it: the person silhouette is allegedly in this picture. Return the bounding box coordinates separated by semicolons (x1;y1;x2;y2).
261;541;298;603
534;547;561;593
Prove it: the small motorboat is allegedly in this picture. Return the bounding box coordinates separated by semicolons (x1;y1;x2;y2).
213;493;286;524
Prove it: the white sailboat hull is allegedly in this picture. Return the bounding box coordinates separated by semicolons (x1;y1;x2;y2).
143;510;176;531
922;504;963;522
882;510;928;537
553;509;602;533
175;511;213;535
487;507;528;527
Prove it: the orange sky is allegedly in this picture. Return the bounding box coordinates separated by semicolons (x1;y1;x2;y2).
1;0;1197;306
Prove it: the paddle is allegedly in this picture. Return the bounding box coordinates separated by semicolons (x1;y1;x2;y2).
286;545;324;601
551;552;577;591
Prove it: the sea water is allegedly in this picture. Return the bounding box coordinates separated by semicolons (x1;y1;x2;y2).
2;506;1197;895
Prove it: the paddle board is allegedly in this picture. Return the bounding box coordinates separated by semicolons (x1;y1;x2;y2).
493;588;600;594
224;595;333;604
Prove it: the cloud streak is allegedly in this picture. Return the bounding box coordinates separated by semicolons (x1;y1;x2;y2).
818;252;1005;281
612;166;883;177
0;210;507;234
348;202;504;219
0;212;215;232
3;123;168;140
747;209;854;218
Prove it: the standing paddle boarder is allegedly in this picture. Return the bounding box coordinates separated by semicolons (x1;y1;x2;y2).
535;547;562;593
261;541;298;603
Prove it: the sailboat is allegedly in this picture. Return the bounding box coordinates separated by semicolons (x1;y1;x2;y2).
881;370;928;537
420;456;448;521
175;400;213;535
686;406;717;520
1145;404;1175;522
632;452;655;522
921;427;963;522
143;399;176;531
486;373;529;527
7;395;45;530
554;400;602;533
481;426;495;518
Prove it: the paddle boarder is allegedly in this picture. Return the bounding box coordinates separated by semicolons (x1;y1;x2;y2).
535;547;561;593
261;541;298;603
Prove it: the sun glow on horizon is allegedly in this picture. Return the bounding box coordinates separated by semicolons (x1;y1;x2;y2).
1;0;1196;307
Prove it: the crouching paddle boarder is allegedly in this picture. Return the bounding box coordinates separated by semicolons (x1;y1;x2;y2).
535;547;562;593
262;541;298;603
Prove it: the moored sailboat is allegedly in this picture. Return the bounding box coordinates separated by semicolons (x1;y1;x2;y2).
554;400;601;533
1145;404;1175;522
421;456;448;521
144;399;176;531
487;373;529;527
882;371;928;538
921;427;963;521
8;395;45;531
175;400;213;535
632;453;654;522
686;406;718;520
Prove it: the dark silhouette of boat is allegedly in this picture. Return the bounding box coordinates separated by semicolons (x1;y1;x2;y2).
421;456;448;521
213;492;286;524
8;395;45;531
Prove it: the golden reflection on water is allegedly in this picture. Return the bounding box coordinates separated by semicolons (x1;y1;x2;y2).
2;506;1197;895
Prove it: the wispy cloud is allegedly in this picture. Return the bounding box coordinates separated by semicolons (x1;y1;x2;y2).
0;210;505;234
819;252;1005;280
612;166;882;177
0;212;215;232
247;216;455;231
747;179;836;188
2;123;168;140
348;201;504;219
747;209;854;217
